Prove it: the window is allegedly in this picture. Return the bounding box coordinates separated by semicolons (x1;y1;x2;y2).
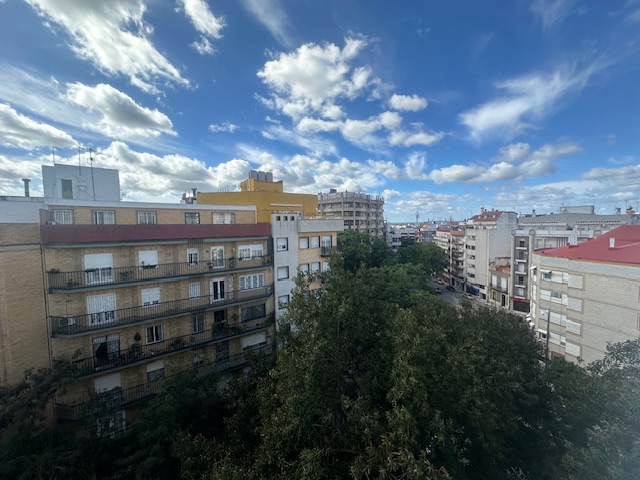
210;246;225;268
141;288;160;307
299;263;309;275
185;212;200;224
322;261;329;272
189;282;201;299
93;210;115;224
278;295;289;308
53;209;73;224
311;262;320;273
517;275;525;285
242;332;267;350
137;211;157;224
216;341;229;362
193;348;205;366
542;271;552;280
299;237;309;249
138;250;158;268
210;278;225;302
192;314;204;334
187;248;199;265
145;325;164;344
97;411;125;439
92;334;120;367
277;266;289;280
311;236;320;248
146;360;165;381
238;244;263;260
213;212;235;224
242;303;266;322
213;309;227;329
239;273;264;290
87;293;116;326
61;178;73;199
276;237;288;251
84;253;114;285
518;240;526;247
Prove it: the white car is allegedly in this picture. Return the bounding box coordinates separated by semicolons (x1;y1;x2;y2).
437;279;445;285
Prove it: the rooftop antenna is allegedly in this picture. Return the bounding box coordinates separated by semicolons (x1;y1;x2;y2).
89;147;96;201
77;146;85;174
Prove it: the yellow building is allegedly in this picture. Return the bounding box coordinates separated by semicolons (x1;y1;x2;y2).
197;170;318;223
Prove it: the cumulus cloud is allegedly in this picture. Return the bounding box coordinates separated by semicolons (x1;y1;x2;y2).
381;189;401;199
427;142;581;184
179;0;225;55
530;0;578;29
0;154;47;196
388;190;484;221
389;94;428;112
209;122;239;133
389;130;445;147
239;0;292;47
459;63;602;141
64;83;175;138
26;0;188;93
257;37;373;121
0;103;76;149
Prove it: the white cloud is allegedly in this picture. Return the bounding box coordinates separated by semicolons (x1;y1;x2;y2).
459;63;601;141
209;122;239;133
367;152;430;181
389;130;445;147
179;0;225;38
0;103;76;149
26;0;188;94
0;154;47;196
389;94;428;112
381;189;401;199
179;0;225;55
191;36;214;55
257;37;373;120
260;124;339;157
65;83;175;138
341;118;381;140
296;117;340;134
530;0;578;29
427;142;581;184
239;0;292;47
379;111;403;130
389;190;483;220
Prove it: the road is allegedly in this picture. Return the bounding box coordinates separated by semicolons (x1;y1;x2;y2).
429;278;473;308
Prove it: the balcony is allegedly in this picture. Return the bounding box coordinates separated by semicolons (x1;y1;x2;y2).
47;256;272;292
320;246;337;257
69;316;274;377
51;285;273;336
56;347;273;421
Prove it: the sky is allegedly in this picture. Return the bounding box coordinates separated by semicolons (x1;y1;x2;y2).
0;0;639;223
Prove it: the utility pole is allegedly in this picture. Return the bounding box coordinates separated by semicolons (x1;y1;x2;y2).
544;306;551;372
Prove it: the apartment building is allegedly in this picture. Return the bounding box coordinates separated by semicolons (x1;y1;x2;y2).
271;213;343;321
465;210;518;299
510;206;638;313
434;227;465;290
317;189;385;238
385;224;402;252
487;260;511;309
1;165;276;436
530;225;640;364
198;170;318;222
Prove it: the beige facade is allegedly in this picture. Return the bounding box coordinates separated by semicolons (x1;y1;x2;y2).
1;192;275;435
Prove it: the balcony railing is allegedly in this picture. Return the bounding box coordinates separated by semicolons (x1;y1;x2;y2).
51;285;273;336
320;246;337;257
47;256;272;292
69;316;274;377
56;347;273;421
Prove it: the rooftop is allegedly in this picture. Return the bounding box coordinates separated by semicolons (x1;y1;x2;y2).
536;225;640;266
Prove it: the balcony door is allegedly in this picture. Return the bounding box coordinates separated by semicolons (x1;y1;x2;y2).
88;293;117;326
210;278;225;303
210;246;225;269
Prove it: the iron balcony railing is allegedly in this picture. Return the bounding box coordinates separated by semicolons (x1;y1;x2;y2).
51;284;273;336
56;347;273;421
70;316;273;377
47;256;272;292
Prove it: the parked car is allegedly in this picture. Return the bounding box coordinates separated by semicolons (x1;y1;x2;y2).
446;285;456;292
465;293;474;299
434;288;442;294
437;278;445;285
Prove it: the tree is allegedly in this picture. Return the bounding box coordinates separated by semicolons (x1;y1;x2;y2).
336;230;395;273
397;243;447;277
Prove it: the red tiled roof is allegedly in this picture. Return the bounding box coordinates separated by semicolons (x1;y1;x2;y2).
536;224;640;266
40;223;271;244
469;210;514;222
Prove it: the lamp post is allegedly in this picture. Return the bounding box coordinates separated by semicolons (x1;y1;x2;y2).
544;307;551;371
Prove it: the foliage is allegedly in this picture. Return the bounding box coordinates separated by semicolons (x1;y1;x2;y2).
336;230;396;273
397;242;448;277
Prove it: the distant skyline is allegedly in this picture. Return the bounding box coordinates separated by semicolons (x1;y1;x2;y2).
0;0;639;222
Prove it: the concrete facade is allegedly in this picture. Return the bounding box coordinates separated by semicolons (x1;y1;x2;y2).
317;190;384;238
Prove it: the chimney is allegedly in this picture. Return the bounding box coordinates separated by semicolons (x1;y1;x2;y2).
609;237;616;249
21;178;31;197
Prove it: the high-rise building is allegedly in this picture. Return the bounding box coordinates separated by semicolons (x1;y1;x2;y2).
317;189;384;238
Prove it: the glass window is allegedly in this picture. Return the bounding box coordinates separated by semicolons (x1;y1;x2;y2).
53;209;73;224
311;236;320;248
278;295;289;307
277;266;289;280
146;360;165;382
213;212;235;224
145;325;163;344
276;237;288;251
185;212;200;224
311;262;320;273
137;211;157;224
192;314;204;333
93;210;115;224
242;303;266;322
61;179;73;199
299;263;309;275
141;288;160;307
238;244;263;260
187;248;199;265
299;237;309;249
138;250;158;268
189;282;201;299
239;273;264;290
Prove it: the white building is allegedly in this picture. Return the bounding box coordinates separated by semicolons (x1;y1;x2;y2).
530;225;640;364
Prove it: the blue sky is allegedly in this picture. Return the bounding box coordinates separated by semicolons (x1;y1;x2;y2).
0;0;639;222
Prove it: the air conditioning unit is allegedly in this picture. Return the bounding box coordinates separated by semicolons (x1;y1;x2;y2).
58;315;76;327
